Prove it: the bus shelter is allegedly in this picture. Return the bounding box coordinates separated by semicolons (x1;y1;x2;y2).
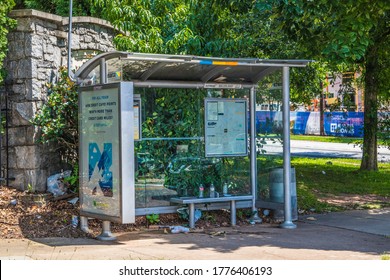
74;51;310;240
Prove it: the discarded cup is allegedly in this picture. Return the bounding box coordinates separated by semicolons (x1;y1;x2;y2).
71;215;79;228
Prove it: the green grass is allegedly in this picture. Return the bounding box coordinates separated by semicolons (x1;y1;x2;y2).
290;134;387;146
257;155;390;213
291;157;390;212
381;254;390;260
290;134;362;144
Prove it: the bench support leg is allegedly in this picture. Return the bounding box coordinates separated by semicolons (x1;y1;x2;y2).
189;203;195;228
96;221;117;241
230;200;236;226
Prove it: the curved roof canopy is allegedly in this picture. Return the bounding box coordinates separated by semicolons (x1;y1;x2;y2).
75;51;311;88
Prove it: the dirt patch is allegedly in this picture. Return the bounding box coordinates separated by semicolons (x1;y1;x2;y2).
318;193;390;209
0;186;253;239
3;185;387;239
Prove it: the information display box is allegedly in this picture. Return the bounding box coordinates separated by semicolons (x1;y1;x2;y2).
205;98;248;157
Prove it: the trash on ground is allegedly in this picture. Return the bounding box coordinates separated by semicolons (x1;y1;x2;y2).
177;207;202;223
47;170;72;197
9;199;17;205
68;197;79;205
71;215;79;228
170;225;190;234
209;231;226;237
306;217;317;221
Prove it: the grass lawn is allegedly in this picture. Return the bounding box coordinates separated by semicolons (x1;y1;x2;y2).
291;157;390;212
290;134;387;146
290;134;362;144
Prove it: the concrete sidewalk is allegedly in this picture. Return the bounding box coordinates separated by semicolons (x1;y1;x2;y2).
1;208;389;260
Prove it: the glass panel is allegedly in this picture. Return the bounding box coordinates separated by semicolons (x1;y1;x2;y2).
107;58;123;83
134;87;251;209
80;65;100;86
256;69;284;202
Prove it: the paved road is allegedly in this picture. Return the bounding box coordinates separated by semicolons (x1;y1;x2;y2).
263;140;390;162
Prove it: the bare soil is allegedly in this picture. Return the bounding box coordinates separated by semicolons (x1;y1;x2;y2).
0;186;253;239
318;193;390;209
2;185;388;239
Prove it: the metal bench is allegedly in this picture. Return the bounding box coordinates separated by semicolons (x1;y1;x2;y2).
170;195;253;228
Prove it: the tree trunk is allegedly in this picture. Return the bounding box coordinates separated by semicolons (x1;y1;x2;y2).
360;46;378;171
319;82;325;136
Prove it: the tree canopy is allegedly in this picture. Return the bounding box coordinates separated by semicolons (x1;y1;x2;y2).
0;0;16;85
8;0;390;172
14;0;100;17
262;0;390;170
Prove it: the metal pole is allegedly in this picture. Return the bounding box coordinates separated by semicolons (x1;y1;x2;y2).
96;221;117;241
280;66;296;229
100;58;107;84
230;200;237;226
250;87;262;223
189;203;195;229
80;216;90;233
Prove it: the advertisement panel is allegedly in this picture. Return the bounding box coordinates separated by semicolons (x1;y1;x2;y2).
79;82;134;223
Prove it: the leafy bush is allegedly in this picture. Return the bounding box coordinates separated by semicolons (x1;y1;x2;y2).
0;0;16;84
31;67;79;165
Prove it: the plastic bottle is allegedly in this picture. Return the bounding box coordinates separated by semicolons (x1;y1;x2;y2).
199;184;204;198
223;183;228;196
210;183;215;198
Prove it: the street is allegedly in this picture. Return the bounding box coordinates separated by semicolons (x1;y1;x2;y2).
263;140;390;163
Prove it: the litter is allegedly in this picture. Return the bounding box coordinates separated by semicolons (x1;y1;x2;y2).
170;226;190;234
47;170;71;197
68;197;79;205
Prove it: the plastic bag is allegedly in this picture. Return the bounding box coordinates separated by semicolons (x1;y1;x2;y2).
47;170;71;197
177;207;202;223
170;226;190;234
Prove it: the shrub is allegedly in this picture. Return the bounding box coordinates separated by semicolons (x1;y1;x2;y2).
31;67;79;166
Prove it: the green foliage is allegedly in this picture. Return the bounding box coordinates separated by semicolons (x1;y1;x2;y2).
263;0;390;170
146;213;160;225
0;0;16;85
63;163;79;193
31;67;79;165
91;0;254;56
16;0;100;17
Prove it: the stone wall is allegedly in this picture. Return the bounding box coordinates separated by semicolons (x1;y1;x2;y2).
2;10;119;191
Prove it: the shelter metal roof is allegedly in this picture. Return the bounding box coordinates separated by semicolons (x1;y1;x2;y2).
75;51;311;88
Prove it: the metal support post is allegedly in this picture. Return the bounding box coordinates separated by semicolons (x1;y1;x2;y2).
100;58;107;84
280;66;296;229
250;87;262;223
80;216;90;233
188;203;195;229
96;221;117;241
230;200;237;226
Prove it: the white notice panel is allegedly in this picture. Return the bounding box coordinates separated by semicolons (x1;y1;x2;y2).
79;82;135;223
205;98;248;157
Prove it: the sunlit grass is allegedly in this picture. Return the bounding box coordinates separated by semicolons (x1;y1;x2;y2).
258;155;390;212
292;157;390;196
290;134;361;144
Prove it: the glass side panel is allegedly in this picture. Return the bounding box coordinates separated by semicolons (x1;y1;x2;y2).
134;87;251;209
255;69;284;202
